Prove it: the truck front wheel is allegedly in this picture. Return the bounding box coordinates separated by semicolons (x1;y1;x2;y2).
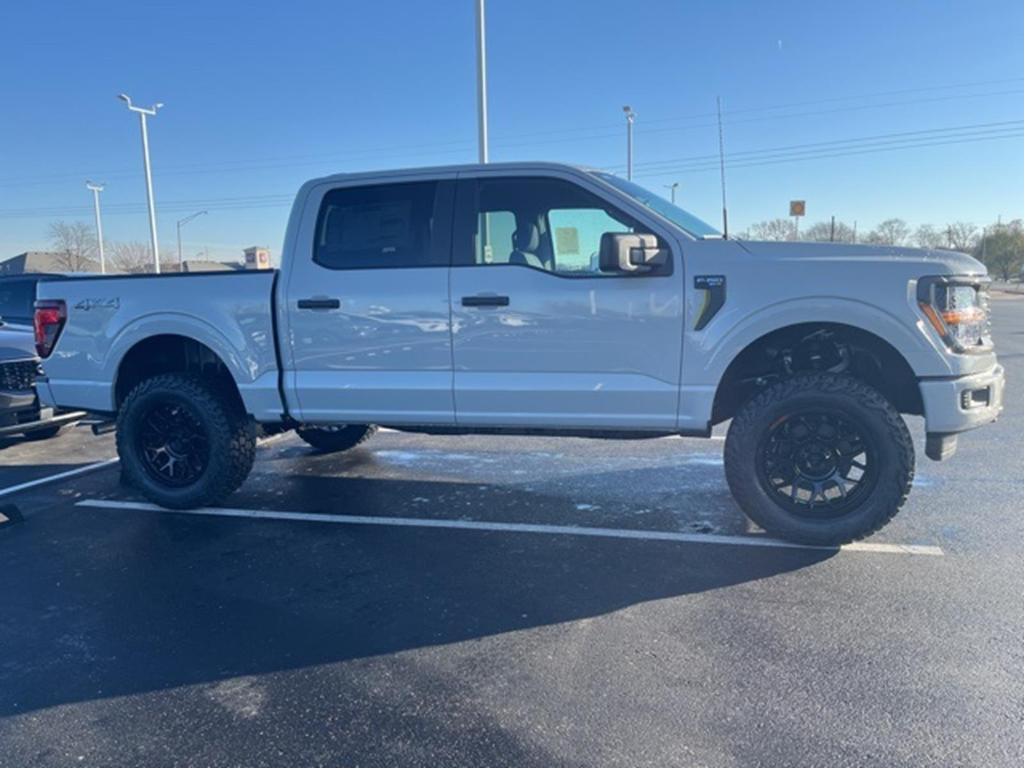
724;374;914;545
296;424;377;453
116;373;256;509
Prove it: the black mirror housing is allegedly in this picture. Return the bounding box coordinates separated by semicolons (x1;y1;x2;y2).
599;233;668;274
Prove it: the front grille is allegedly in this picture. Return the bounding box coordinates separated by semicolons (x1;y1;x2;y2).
0;360;38;391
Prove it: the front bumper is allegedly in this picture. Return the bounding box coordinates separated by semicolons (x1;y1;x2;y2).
919;364;1005;460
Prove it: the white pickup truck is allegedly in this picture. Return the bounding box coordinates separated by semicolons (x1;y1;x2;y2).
35;162;1004;543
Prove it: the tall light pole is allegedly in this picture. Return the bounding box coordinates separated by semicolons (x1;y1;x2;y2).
176;211;207;270
475;0;489;163
664;182;679;204
85;181;106;274
118;93;164;273
623;106;636;180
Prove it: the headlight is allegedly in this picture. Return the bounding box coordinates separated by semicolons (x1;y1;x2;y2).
917;275;992;354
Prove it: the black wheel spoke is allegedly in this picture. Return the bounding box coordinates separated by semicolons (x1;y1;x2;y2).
135;399;210;488
757;408;878;520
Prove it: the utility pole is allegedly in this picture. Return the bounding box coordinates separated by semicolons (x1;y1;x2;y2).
176;211;208;271
474;0;489;163
716;97;729;238
623;106;635;180
664;182;679;204
118;93;163;273
85;181;106;274
830;215;836;242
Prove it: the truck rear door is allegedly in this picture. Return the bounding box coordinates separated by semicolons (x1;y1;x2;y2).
280;174;457;425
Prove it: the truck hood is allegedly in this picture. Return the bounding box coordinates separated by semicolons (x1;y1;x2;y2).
735;240;987;276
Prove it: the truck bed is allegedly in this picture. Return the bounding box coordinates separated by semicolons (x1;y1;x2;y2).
36;271;283;420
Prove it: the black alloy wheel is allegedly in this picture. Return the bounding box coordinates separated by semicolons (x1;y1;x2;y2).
136;399;211;487
756;410;878;519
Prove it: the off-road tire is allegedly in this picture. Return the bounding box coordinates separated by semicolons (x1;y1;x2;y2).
116;373;256;509
296;424;377;453
724;374;914;545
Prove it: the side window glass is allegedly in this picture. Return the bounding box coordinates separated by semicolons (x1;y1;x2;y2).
459;177;659;277
314;181;443;270
475;211;517;264
548;208;635;275
0;280;35;324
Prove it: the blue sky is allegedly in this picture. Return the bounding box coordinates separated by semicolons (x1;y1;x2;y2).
1;0;1022;261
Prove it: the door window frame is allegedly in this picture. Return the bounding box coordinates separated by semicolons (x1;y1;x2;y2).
451;173;675;279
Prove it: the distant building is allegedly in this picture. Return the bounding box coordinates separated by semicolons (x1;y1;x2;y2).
243;246;272;270
181;260;244;273
0;251;102;275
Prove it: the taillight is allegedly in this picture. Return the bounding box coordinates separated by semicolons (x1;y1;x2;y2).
33;299;66;358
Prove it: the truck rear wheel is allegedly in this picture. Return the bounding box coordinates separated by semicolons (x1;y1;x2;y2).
116;373;256;509
296;424;377;453
724;374;914;545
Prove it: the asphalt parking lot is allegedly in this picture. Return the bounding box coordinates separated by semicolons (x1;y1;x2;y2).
1;299;1022;768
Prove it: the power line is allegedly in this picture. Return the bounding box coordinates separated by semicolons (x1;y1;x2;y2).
621;118;1024;173
1;78;1022;189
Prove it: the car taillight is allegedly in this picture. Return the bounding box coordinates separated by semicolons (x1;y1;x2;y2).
33;299;66;358
917;276;991;354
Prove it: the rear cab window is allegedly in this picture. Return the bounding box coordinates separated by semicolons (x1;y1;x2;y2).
313;181;454;270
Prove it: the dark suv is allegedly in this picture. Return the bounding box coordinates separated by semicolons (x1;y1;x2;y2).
0;275;83;440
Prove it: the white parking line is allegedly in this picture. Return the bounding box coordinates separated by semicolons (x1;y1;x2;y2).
0;458;120;499
0;434;294;502
75;499;944;556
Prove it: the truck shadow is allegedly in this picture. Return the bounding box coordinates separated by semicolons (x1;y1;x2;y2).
0;469;835;718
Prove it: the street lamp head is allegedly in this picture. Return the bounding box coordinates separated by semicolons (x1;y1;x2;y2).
118;93;131;105
154;102;164;111
85;180;105;192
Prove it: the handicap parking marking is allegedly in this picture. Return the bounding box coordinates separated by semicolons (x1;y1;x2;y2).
75;499;944;556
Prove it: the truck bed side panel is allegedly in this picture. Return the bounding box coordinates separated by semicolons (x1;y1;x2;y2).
36;272;282;420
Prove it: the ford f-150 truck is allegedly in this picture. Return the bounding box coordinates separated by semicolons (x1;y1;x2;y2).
34;163;1004;543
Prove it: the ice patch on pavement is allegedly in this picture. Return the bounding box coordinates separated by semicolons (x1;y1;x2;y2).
206;677;266;719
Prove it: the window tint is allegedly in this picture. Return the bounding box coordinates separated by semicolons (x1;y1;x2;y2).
0;280;36;325
457;177;655;276
314;181;448;270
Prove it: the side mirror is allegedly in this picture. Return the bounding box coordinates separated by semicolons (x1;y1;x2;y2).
599;233;668;274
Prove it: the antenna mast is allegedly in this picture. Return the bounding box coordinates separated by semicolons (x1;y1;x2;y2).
716;96;729;239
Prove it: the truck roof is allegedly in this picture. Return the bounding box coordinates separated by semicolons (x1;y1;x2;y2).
304;161;596;187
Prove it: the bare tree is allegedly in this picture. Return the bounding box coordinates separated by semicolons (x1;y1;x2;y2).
946;221;979;253
913;224;946;249
48;220;97;271
866;218;911;246
802;219;856;243
108;241;178;274
741;218;797;241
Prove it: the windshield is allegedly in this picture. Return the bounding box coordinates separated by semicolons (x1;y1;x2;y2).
591;172;721;239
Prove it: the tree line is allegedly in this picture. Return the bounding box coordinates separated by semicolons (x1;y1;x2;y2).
737;217;1024;281
47;220;182;273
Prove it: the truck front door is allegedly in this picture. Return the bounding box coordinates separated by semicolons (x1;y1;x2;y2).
449;173;684;430
281;176;456;425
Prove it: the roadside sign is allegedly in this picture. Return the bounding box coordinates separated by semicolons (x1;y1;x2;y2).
789;200;806;217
